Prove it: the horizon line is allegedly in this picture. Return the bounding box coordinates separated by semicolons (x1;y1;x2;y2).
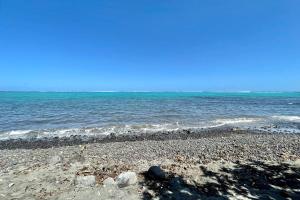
0;90;299;93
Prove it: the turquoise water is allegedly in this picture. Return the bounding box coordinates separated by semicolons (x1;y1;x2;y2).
0;92;299;139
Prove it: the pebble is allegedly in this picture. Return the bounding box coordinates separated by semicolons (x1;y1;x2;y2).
116;171;137;188
75;175;96;187
103;177;116;186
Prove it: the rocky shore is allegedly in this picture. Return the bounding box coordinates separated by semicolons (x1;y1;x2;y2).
0;130;299;199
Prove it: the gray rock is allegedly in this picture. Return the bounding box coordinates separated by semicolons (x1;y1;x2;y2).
147;166;166;180
75;175;96;187
103;177;116;186
116;171;137;188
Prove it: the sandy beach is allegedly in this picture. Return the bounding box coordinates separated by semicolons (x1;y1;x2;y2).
0;129;300;199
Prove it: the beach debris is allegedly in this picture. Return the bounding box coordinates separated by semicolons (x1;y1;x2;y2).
147;166;166;180
116;171;137;188
74;175;96;187
103;177;116;186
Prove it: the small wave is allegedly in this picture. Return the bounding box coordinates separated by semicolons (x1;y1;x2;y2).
271;115;300;122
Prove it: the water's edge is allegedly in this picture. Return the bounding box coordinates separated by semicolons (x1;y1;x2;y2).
0;127;295;150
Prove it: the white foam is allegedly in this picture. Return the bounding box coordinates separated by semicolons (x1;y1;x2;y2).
214;117;260;125
0;130;33;140
272;115;300;122
0;123;184;141
8;130;32;135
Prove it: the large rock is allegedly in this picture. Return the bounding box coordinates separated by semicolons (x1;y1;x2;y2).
147;166;166;180
75;175;96;187
116;171;137;188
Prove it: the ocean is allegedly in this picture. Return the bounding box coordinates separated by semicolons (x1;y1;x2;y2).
0;91;299;140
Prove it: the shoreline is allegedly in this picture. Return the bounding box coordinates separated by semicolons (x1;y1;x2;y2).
0;127;292;150
0;127;236;150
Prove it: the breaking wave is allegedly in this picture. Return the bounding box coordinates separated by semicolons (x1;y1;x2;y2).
1;116;299;141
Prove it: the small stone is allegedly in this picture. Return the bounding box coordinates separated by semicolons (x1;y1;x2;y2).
75;175;96;187
49;155;63;165
116;171;137;188
8;183;14;188
103;177;116;186
147;166;166;180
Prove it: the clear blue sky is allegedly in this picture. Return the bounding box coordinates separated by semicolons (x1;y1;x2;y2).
0;0;299;91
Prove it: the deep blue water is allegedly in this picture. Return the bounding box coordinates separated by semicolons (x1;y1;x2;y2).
0;92;299;140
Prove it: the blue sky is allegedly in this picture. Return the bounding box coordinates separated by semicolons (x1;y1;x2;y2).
0;0;299;91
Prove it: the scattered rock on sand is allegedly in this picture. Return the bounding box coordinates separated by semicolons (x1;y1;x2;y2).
147;166;166;180
75;175;96;187
103;177;116;186
116;171;137;188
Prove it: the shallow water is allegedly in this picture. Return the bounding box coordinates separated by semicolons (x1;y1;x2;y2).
0;92;299;140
